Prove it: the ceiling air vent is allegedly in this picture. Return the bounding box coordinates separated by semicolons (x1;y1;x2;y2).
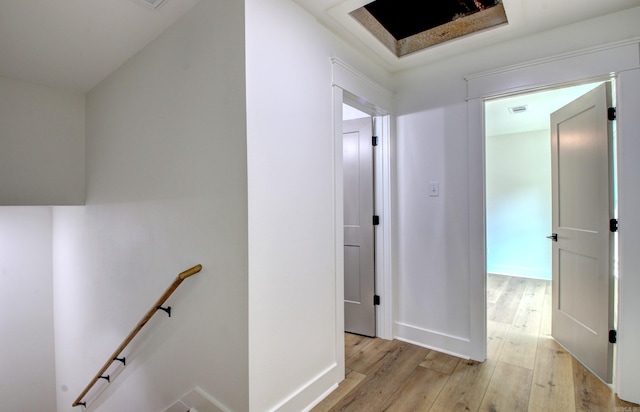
134;0;166;10
508;105;528;114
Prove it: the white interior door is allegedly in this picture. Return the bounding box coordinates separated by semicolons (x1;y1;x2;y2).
550;82;614;383
343;117;376;337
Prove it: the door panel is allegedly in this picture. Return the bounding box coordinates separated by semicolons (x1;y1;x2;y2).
344;246;361;302
551;82;613;383
343;117;376;337
558;250;599;332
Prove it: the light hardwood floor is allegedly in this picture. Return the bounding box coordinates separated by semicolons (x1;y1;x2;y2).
312;274;639;412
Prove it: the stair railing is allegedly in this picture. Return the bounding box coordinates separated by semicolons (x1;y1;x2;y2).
72;264;202;408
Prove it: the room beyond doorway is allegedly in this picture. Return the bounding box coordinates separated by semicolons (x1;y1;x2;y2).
342;108;377;337
484;79;620;386
484;82;603;281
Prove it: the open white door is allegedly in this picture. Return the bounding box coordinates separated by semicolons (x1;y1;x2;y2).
550;82;614;383
343;117;376;337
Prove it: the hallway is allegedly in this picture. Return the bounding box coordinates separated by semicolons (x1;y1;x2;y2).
312;274;638;411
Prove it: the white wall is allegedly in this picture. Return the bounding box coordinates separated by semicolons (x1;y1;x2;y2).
486;129;551;280
52;1;249;410
45;0;392;409
0;76;84;205
394;82;473;355
0;207;56;411
245;0;339;409
394;5;640;403
245;0;392;410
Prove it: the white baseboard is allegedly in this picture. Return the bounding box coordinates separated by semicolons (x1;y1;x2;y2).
271;362;340;412
163;365;341;412
395;322;472;360
303;382;339;412
164;386;230;412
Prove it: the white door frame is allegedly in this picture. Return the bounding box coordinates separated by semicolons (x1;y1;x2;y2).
331;58;395;376
465;39;640;403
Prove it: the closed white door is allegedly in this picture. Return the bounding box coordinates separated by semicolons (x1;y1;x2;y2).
343;117;376;337
550;82;613;383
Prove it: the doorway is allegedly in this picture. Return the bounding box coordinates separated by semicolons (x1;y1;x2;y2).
342;105;376;337
484;79;618;384
331;58;395;387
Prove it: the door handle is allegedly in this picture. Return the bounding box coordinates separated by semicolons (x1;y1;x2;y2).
546;233;558;242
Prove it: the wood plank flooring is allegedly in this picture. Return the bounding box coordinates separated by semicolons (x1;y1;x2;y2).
312;274;639;412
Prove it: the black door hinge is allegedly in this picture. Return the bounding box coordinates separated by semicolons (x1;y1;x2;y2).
374;295;380;305
610;218;619;232
372;135;378;146
373;215;380;226
609;329;617;344
608;107;616;121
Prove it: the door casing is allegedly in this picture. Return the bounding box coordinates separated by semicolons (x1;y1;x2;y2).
466;40;640;402
332;58;395;380
483;81;616;385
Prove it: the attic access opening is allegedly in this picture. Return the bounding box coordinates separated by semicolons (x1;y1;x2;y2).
350;0;508;58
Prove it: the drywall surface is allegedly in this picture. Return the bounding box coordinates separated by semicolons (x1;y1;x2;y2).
0;76;84;205
52;0;249;410
245;0;391;409
394;6;640;357
394;5;640;403
0;207;56;411
245;0;338;409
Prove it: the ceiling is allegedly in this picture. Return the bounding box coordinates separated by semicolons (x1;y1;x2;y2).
343;103;369;120
361;0;502;41
0;0;637;93
0;0;200;92
351;0;508;57
485;81;603;136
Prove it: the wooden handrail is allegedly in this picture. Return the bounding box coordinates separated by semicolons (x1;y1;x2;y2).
72;264;202;407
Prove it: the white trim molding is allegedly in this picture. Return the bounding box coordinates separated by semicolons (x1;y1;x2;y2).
395;322;472;360
272;363;339;412
465;38;640;99
331;57;396;349
331;58;396;113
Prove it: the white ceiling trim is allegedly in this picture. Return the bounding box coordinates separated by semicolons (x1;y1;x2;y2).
465;38;640;100
331;58;395;113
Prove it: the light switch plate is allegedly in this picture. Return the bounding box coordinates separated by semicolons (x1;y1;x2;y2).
429;181;439;197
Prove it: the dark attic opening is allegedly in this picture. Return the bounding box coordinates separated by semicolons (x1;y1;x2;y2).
350;0;508;57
